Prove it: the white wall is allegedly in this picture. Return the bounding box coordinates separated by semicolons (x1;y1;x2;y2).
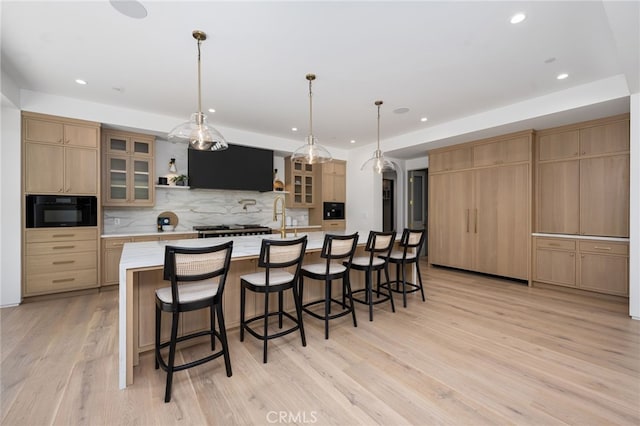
629;92;639;319
1;100;22;306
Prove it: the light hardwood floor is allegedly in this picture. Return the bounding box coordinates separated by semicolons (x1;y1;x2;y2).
2;262;639;425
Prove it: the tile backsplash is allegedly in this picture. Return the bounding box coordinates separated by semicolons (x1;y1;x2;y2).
103;187;308;234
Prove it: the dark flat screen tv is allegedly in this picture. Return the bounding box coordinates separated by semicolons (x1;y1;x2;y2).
188;144;274;192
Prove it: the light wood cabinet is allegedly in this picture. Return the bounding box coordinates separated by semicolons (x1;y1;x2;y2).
429;171;473;269
535;115;630;238
429;131;532;281
102;130;155;206
24;228;99;296
472;135;530;167
322;161;346;202
323;220;346;232
284;157;317;208
101;233;196;286
533;236;628;296
23;112;100;195
537;160;580;234
429;146;472;172
579;155;629;237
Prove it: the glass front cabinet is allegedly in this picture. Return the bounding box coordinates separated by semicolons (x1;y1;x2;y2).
102;131;155;206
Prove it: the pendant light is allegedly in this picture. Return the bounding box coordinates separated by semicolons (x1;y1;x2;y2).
361;100;397;174
168;30;228;151
290;73;332;164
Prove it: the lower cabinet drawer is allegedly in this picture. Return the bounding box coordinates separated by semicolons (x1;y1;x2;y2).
579;241;628;255
25;268;98;295
26;239;97;256
26;251;97;273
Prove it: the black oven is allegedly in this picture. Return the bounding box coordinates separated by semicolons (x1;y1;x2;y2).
323;202;345;220
26;195;97;228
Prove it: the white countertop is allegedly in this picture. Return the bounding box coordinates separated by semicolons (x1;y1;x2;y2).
119;230;365;274
103;225;322;238
532;233;629;242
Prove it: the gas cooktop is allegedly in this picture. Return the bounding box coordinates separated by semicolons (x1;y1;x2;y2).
193;224;265;231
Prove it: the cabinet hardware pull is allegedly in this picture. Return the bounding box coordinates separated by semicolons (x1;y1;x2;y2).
593;246;612;251
52;278;75;283
466;209;470;232
53;234;74;238
569;253;574;257
53;260;75;265
474;209;478;233
548;243;559;246
53;245;75;249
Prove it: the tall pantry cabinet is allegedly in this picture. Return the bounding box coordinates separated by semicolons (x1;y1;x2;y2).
533;114;630;296
21;112;101;297
429;131;532;281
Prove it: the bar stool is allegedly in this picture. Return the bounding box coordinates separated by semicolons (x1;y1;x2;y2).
348;230;396;321
240;236;308;363
155;241;234;403
380;228;426;307
299;232;359;339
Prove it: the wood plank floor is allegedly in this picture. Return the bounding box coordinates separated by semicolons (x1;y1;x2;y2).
2;262;639;425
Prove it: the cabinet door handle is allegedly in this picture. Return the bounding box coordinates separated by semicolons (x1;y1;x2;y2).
474;209;478;233
569;253;574;257
52;278;75;283
466;209;470;232
593;246;612;251
53;245;75;250
53;260;75;265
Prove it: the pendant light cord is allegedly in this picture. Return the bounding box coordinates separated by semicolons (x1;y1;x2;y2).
197;37;203;119
308;77;313;139
377;103;381;151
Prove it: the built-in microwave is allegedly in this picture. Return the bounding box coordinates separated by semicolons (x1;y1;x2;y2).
26;195;97;228
323;202;345;220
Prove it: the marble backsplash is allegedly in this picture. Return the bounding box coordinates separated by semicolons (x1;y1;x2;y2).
102;187;309;234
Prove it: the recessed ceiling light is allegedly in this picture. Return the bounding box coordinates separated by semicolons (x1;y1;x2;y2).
350;140;356;144
109;0;148;19
75;79;87;85
420;117;428;122
510;13;526;24
291;127;298;132
557;73;569;80
208;108;216;113
393;107;410;114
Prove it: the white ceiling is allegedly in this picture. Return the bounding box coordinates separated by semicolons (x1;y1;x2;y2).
1;1;638;159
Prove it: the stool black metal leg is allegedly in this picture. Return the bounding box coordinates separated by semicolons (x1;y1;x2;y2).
263;290;270;363
292;282;306;346
345;273;357;328
155;305;161;370
165;311;179;403
324;277;331;339
384;264;395;313
240;285;246;342
401;261;408;308
417;263;426;301
216;303;232;377
278;291;284;329
367;269;373;321
210;304;216;350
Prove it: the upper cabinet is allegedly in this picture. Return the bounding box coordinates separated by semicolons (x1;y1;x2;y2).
102;130;155;206
284;157;318;208
22;112;100;195
322;160;346;202
472;135;530;167
429;146;472;172
535;114;630;237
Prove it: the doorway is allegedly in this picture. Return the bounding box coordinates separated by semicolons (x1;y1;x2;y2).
382;177;395;232
408;169;428;256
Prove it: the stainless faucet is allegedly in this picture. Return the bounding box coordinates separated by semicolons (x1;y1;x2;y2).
273;195;287;238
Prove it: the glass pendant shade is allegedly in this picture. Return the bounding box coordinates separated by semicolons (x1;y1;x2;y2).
291;135;332;164
168;30;228;152
362;100;396;173
291;73;332;164
169;113;228;151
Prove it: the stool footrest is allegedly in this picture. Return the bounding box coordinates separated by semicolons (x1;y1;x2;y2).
242;311;301;341
302;298;354;321
351;288;392;305
380;280;422;294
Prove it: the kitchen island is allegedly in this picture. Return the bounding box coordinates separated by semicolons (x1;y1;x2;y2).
119;231;406;389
